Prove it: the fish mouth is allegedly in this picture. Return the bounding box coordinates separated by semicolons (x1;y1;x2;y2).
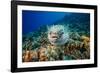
52;36;58;38
51;36;59;40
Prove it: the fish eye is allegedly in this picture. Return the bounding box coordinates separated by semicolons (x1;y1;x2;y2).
59;32;64;35
62;32;64;34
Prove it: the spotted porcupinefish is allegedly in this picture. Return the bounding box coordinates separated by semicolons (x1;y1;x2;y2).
48;25;69;46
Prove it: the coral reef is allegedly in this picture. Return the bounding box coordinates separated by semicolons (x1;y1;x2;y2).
22;24;90;62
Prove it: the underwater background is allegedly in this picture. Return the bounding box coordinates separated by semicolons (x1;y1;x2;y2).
22;10;90;35
22;10;90;62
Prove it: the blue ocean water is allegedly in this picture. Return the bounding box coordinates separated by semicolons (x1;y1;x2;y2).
22;10;67;35
22;10;90;35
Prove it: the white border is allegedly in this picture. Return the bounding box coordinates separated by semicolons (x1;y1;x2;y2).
17;5;94;68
